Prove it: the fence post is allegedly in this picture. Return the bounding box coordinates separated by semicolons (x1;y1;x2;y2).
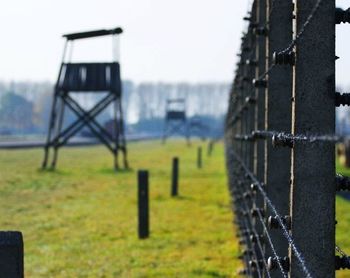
0;231;24;278
171;157;179;197
197;147;202;169
253;0;267;272
290;1;335;276
207;141;214;157
265;0;293;267
137;170;149;239
254;0;267;186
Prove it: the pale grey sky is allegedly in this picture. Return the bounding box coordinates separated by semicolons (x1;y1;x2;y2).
0;0;349;86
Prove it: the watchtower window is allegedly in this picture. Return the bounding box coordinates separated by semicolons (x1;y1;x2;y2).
57;63;121;93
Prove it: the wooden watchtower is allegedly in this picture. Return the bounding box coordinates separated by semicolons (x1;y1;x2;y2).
162;98;190;143
42;28;128;170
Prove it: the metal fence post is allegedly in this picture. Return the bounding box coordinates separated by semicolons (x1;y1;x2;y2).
265;0;293;267
0;231;24;278
197;147;202;169
290;0;335;276
138;170;149;239
207;140;214;157
171;157;179;197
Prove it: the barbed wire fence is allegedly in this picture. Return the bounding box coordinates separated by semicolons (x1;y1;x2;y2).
225;0;350;277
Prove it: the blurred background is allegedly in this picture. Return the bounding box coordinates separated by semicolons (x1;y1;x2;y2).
0;0;349;141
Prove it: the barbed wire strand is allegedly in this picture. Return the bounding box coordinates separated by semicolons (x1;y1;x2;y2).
229;147;313;278
228;162;270;278
283;0;325;53
233;163;287;278
256;209;288;278
231;180;271;278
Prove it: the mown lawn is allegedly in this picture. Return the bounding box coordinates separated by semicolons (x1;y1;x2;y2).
0;140;240;277
336;161;350;278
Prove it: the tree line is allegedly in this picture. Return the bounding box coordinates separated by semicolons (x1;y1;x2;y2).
0;81;230;136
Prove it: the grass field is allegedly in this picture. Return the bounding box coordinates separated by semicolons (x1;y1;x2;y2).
1;141;350;277
0;140;240;277
335;161;350;278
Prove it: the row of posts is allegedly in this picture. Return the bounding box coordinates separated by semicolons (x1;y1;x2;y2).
137;142;214;239
0;141;213;277
226;0;336;277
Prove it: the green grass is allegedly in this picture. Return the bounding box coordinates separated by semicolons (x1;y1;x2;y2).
0;140;240;277
336;160;350;278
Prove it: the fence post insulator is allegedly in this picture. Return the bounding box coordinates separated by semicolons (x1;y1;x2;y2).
252;79;267;88
335;92;350;107
335;256;350;270
242;46;251;52
336;174;350;191
250;234;264;243
251;208;265;218
335;8;350;24
273;51;295;65
243;249;254;256
271;133;294;148
254;26;268;36
249;22;259;29
246;59;258;67
243;192;252;200
249;260;264;269
245;96;256;104
267;256;290;272
250;182;265;192
238;269;249;275
268;215;291;230
251;130;266;140
239;230;251;237
241;76;251;83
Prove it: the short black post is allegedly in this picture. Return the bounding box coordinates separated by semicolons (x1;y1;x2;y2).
171;157;179;196
197;146;202;169
137;170;149;239
0;231;24;278
207;141;214;157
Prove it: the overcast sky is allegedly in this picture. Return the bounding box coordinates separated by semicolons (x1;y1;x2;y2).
0;0;349;86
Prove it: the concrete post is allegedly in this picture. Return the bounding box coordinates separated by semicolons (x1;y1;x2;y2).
0;231;24;278
254;0;267;183
265;0;293;270
290;0;335;276
138;170;149;239
171;157;179;196
197;147;202;169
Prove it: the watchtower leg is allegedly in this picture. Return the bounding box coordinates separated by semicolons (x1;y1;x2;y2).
113;97;120;170
185;120;191;146
162;121;168;144
117;98;129;169
42;91;59;169
51;96;65;169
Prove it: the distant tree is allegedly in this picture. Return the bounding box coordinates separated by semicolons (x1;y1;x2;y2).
0;92;34;131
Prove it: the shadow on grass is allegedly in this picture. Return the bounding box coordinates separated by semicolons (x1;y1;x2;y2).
192;269;227;278
36;168;71;176
98;167;134;175
173;195;194;201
